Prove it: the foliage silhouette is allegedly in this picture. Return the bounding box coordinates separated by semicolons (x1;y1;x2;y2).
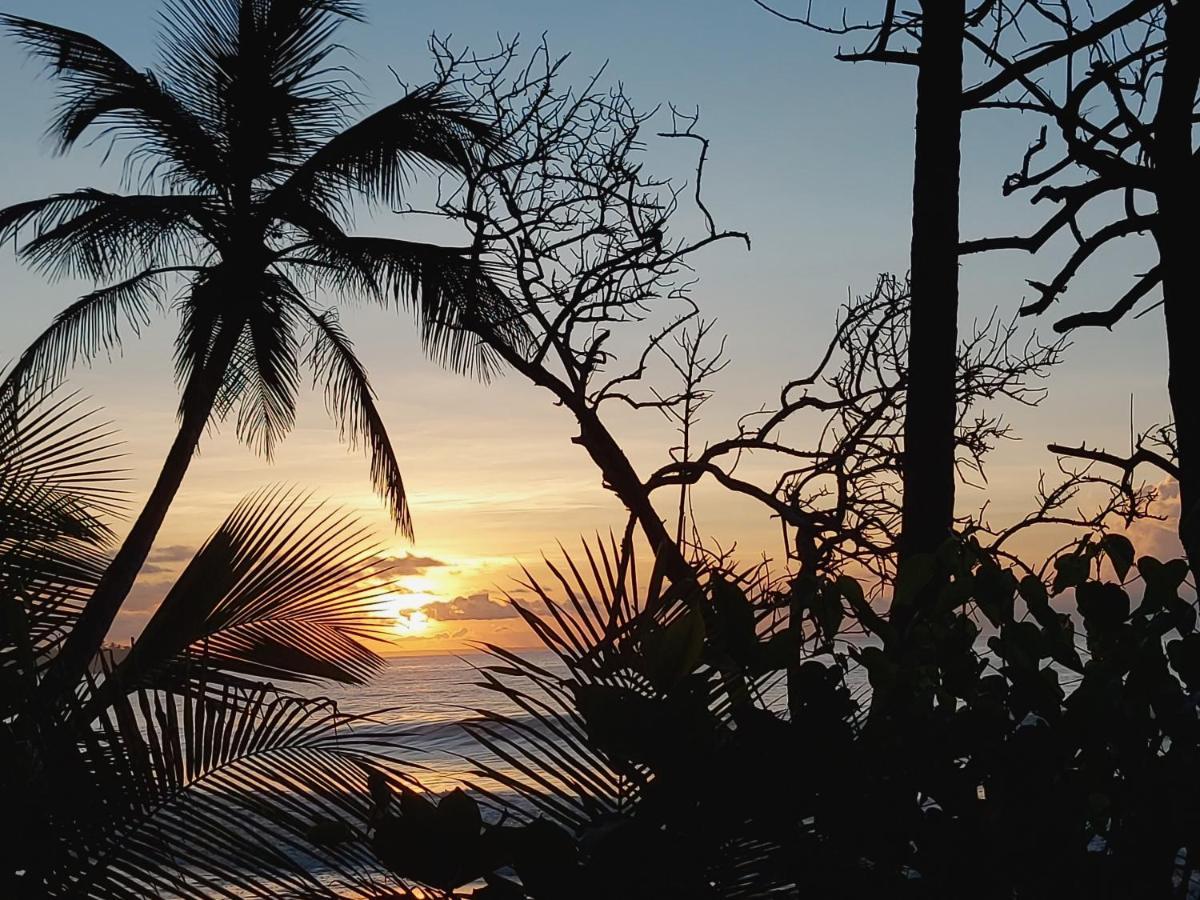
419;36;749;588
3;3;1196;899
756;0;1162;624
0;0;524;697
0;389;438;897
360;534;1200;899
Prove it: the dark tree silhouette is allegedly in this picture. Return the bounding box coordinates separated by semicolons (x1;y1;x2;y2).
640;274;1159;720
0;388;427;896
419;38;749;587
645;276;1065;581
963;1;1199;580
0;0;520;697
754;0;1161;631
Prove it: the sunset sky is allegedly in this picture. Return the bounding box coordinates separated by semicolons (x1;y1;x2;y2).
0;0;1179;652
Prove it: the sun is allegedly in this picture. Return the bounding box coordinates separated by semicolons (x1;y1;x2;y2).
394;608;432;638
376;565;476;640
379;589;438;638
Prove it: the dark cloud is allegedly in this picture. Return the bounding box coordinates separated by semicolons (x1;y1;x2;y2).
124;580;171;613
137;544;195;576
138;564;175;576
422;592;519;621
148;545;194;564
366;553;449;578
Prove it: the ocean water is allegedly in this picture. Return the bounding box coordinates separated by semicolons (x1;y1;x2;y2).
293;649;577;793
300;650;562;726
292;649;836;793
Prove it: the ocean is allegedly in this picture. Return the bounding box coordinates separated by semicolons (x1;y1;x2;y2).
294;649;575;792
293;648;839;793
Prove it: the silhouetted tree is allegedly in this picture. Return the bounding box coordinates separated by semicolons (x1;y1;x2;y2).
0;1;520;697
755;0;1160;628
963;1;1200;580
644;276;1071;579
641;274;1159;721
1;389;423;897
420;37;749;586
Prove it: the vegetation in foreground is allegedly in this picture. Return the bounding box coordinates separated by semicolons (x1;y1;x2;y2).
2;1;1198;898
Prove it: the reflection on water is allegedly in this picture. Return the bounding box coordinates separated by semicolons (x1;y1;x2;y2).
291;650;571;793
290;649;865;794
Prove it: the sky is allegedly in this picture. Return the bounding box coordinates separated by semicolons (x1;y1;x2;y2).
0;0;1179;652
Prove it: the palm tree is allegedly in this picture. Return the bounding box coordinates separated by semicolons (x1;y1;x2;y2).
1;389;426;896
0;0;520;695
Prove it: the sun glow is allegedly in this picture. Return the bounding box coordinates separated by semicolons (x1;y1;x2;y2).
383;588;439;638
371;554;507;644
394;608;432;637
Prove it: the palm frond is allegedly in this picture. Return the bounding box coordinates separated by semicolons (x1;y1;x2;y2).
157;0;365;186
303;305;412;537
0;268;178;419
174;267;303;460
234;281;302;459
0;14;223;187
115;487;397;691
460;538;658;828
0;389;123;683
0;189;207;281
271;82;503;219
283;235;527;379
171;263;230;407
458;540;807;897
53;681;415;898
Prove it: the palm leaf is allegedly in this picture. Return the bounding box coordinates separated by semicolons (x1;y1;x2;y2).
271;82;502;218
52;680;417;898
0;14;222;187
0;389;123;681
174;268;300;458
284;234;526;379
114;487;398;692
0;189;208;281
459;539;659;827
157;0;365;175
303;305;412;537
459;540;806;897
0;267;182;419
234;281;302;460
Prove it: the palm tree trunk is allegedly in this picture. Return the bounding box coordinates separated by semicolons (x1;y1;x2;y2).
896;1;965;625
1153;2;1200;581
45;322;240;698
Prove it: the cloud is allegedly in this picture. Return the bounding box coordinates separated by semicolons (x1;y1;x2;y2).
138;564;176;576
138;544;196;575
421;592;519;621
148;545;194;564
366;552;449;578
1123;478;1185;563
123;580;171;613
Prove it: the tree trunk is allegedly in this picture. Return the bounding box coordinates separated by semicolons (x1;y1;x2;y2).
573;406;694;588
45;322;240;698
1153;2;1200;581
897;1;965;618
476;329;695;588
